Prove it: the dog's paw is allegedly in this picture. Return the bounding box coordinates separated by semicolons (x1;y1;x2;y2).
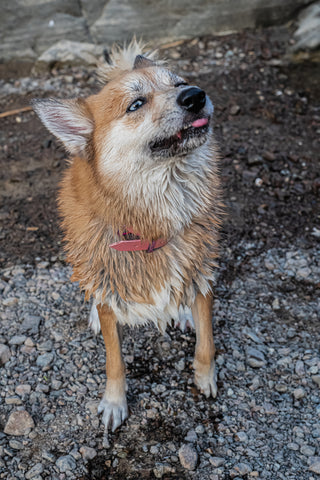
194;360;217;398
98;395;128;432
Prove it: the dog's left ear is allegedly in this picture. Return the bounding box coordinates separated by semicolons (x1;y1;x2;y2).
31;98;93;157
98;38;157;83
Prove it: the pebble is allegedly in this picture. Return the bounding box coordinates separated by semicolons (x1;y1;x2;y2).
178;444;198;470
3;297;18;307
309;458;320;474
9;335;27;345
79;446;97;460
153;463;175;478
248;154;263;165
230;462;252;477
25;463;44;479
295;360;305;376
185;429;198;443
312;375;320;387
246;347;266;368
55;455;77;472
209;457;225;467
234;431;248;442
4;410;35;436
301;445;316;456
0;344;11;364
230;105;241;115
36;352;54;369
293;387;305;399
16;384;31;396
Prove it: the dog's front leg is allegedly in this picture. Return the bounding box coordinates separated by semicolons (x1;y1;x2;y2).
96;304;128;431
191;291;217;398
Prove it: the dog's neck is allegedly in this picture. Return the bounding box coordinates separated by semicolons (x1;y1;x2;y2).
95;140;218;238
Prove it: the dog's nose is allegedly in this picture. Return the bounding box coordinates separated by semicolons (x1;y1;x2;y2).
177;87;206;113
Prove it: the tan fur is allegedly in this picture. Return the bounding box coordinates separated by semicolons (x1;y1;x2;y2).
33;41;223;430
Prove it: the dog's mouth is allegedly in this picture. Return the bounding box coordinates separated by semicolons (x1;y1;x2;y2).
150;117;210;156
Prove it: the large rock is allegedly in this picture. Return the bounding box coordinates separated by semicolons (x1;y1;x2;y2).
0;1;88;62
33;41;104;73
90;0;311;45
292;1;320;52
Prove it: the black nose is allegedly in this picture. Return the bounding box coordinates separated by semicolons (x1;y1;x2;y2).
177;87;206;113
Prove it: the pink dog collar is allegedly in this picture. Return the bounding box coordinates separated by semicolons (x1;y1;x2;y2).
109;228;168;253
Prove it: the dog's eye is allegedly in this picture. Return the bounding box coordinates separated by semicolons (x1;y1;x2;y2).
174;82;188;88
127;98;146;112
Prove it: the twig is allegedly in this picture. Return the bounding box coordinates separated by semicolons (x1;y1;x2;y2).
0;106;33;119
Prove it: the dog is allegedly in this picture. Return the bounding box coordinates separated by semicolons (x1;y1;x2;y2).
32;40;223;433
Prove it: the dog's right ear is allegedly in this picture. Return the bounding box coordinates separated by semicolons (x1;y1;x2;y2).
31;98;93;156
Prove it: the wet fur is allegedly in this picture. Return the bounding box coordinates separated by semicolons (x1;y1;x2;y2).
32;40;223;430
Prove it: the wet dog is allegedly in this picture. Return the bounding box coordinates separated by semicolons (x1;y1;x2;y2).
32;40;223;432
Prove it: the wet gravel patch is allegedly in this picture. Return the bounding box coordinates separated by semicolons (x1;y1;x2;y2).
0;239;319;480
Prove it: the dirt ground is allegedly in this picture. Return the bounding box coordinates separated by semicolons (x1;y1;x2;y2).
0;26;319;480
0;28;319;272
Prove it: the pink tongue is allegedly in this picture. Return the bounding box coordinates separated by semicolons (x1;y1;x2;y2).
192;118;208;128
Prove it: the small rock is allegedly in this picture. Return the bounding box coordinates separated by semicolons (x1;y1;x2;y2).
56;455;76;472
195;425;205;434
4;410;35;436
297;267;312;278
272;298;280;310
262;151;276;161
3;297;18;307
26;463;44;479
301;445;316;456
21;315;41;334
309;457;320;474
36;352;54;369
150;445;159;454
293;387;305;399
9;335;27;345
42;451;55;462
179;444;198;470
295;360;305;376
16;384;31;396
246;347;266;368
248;154;263;165
0;344;11;364
80;446;97;460
234;431;248;442
185;429;198;443
312;375;320;387
230;105;240;115
230;462;252;477
153;463;175;478
209;457;225;467
9;440;23;450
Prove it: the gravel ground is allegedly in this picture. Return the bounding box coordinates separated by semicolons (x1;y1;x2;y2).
0;242;319;480
0;25;319;480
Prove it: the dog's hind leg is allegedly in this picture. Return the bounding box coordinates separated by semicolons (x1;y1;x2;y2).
96;304;128;432
192;291;217;398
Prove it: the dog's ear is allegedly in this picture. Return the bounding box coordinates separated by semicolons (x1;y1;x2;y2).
98;38;157;83
31;98;93;156
133;55;155;69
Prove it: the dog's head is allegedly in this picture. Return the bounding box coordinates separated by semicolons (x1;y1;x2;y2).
32;40;214;174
